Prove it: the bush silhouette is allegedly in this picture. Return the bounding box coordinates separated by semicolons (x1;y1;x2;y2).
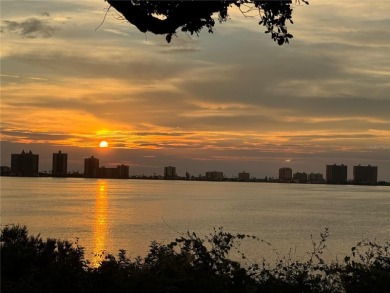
1;224;389;292
0;224;88;292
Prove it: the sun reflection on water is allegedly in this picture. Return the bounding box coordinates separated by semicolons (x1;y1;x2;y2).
92;180;109;267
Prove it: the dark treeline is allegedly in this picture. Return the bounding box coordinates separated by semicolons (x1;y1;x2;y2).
1;225;389;293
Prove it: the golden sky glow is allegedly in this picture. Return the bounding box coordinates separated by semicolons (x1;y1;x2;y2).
1;1;389;179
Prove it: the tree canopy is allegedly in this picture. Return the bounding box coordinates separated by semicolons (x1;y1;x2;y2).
106;0;309;44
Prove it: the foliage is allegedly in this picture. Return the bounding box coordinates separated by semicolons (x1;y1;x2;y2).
1;224;390;292
0;224;88;293
340;239;390;293
105;0;309;45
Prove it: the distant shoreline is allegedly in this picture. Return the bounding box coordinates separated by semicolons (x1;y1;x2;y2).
1;174;389;186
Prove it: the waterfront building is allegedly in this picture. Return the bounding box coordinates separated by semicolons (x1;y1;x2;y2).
293;172;308;183
99;165;129;179
0;166;11;176
164;166;177;179
205;171;224;181
84;156;99;178
308;173;324;183
52;150;68;176
279;167;292;182
11;150;39;177
99;166;117;178
238;171;250;181
117;164;129;179
353;165;378;183
326;164;347;184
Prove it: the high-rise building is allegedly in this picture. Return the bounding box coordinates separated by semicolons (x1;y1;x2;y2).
117;164;129;179
279;167;292;182
84;156;99;178
99;166;117;178
164;166;177;179
293;172;308;183
205;171;224;181
308;173;324;183
0;166;11;176
326;164;347;184
238;171;250;181
99;164;129;179
11;150;39;177
52;150;67;176
353;165;378;183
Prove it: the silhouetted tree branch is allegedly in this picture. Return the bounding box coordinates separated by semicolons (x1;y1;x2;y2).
106;0;309;44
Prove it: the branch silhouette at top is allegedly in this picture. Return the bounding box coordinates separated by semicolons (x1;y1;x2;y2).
106;0;309;45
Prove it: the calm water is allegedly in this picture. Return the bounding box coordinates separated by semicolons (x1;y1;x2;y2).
1;177;389;266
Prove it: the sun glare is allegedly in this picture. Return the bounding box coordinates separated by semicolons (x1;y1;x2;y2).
99;140;108;148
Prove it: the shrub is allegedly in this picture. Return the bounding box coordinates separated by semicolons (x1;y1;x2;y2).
1;224;389;292
1;224;88;293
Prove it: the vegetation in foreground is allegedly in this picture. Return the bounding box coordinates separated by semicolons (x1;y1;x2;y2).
1;225;389;293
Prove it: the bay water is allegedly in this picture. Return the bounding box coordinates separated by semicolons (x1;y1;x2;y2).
1;177;389;266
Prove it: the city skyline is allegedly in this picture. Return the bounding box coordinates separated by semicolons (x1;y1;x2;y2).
3;149;382;183
1;1;389;181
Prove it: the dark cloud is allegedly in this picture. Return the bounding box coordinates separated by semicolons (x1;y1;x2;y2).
2;18;55;38
133;132;193;137
0;49;200;81
1;129;73;141
278;134;378;142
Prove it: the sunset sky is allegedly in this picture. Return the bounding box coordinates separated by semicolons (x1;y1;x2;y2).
1;0;389;180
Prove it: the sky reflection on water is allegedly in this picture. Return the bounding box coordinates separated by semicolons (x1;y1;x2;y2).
92;180;109;267
1;177;389;264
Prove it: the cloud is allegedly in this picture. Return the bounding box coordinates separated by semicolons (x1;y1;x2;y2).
29;76;48;81
1;0;389;180
103;28;129;37
2;17;55;38
1;129;71;142
159;46;202;54
0;74;20;78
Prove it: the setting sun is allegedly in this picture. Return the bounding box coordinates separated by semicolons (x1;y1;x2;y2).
99;140;108;148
